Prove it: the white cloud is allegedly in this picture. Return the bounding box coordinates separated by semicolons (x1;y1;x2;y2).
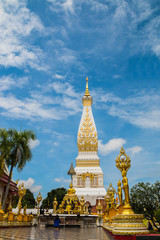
18;178;42;193
126;146;143;155
113;75;121;79
0;81;81;121
0;75;28;92
95;89;160;130
0;0;44;69
63;0;74;14
98;138;126;156
29;139;40;149
52;74;65;79
51;82;81;98
54;177;70;183
53;142;59;146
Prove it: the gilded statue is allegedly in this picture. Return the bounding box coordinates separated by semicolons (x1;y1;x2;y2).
65;199;71;214
122;170;129;205
80;195;85;214
105;195;110;211
67;183;76;195
117;180;123;205
53;197;58;214
111;192;115;209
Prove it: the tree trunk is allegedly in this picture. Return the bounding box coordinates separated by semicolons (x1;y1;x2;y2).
2;164;14;211
2;147;20;211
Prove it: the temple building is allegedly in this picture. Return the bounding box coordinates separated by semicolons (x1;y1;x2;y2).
0;164;18;210
72;78;106;205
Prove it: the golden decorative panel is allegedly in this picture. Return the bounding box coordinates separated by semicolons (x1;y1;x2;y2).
77;107;98;151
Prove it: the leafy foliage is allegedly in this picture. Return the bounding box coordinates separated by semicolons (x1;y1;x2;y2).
41;188;67;209
12;189;36;208
0;128;36;210
155;209;160;224
130;181;160;230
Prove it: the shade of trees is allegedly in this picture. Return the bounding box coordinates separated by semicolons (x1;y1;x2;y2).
130;181;160;230
41;187;67;209
0;128;36;210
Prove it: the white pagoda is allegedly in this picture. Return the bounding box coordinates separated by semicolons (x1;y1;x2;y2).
72;77;106;205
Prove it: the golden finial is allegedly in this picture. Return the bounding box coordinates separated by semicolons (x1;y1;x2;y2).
84;77;90;97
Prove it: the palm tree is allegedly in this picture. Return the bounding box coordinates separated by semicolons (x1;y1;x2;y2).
0;128;36;211
0;129;11;173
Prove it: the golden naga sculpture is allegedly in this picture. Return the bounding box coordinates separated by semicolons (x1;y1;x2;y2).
36;192;42;216
117;180;123;205
115;147;134;214
80;195;85;214
53;197;58;214
17;183;26;213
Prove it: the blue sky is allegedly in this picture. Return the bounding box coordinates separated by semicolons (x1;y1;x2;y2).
0;0;160;198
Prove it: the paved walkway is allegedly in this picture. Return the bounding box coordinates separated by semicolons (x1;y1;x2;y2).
0;227;113;240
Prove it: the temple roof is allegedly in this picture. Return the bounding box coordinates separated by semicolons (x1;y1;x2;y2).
68;163;76;175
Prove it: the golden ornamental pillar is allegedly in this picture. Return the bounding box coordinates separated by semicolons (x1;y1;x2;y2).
36;192;42;216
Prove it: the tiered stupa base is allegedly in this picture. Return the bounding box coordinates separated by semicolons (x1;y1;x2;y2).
104;213;149;236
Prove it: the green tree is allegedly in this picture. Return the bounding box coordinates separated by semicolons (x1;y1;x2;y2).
12;189;36;208
0;128;36;211
155;209;160;226
41;187;67;209
0;129;11;173
130;181;160;231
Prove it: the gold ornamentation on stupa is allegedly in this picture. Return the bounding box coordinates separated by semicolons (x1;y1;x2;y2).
81;172;94;181
77;107;98;151
82;77;92;106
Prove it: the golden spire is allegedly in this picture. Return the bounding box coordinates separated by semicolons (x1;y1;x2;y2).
84;77;90;97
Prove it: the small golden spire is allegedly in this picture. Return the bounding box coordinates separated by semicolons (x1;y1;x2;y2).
84;77;90;97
